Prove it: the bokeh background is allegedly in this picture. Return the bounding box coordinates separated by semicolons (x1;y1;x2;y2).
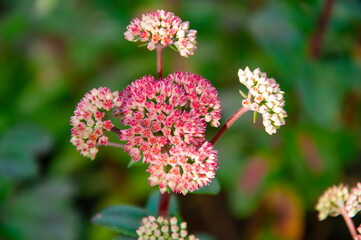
1;0;361;239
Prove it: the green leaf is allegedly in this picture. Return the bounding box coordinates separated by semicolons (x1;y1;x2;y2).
137;42;148;48
145;191;180;217
127;158;143;168
0;123;53;180
239;89;247;98
253;111;258;124
192;177;221;195
91;205;149;237
0;150;37;180
0;123;53;155
169;44;179;52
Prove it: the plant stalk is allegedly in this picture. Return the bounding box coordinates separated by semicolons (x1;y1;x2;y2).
210;106;250;145
156;45;165;79
157;192;171;217
341;208;357;239
110;126;121;135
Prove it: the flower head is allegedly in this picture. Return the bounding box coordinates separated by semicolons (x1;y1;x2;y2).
315;184;349;221
238;67;287;135
118;73;220;194
147;142;218;195
136;215;199;240
124;9;197;57
70;87;122;160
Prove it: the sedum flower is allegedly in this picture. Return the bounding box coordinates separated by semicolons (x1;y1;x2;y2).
124;9;197;57
346;182;361;217
147;142;218;195
136;216;199;240
315;184;349;221
238;67;287;135
118;73;220;194
70;87;122;160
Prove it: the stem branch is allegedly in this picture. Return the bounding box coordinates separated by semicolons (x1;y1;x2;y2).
104;142;125;148
341;208;357;239
110;126;121;135
156;45;165;79
157;192;171;217
309;0;334;59
210;106;250;146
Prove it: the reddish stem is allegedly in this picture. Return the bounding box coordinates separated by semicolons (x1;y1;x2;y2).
341;208;357;239
309;0;334;59
157;192;171;217
156;45;165;79
110;126;121;135
210;106;250;146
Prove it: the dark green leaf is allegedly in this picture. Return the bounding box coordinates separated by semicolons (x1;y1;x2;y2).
91;205;149;237
0;123;53;155
0;150;37;180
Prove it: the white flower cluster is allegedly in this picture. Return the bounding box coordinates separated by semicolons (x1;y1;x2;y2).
124;9;197;57
315;184;349;221
136;216;198;240
238;67;287;135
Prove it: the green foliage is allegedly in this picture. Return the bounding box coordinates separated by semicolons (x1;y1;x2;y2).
91;205;149;237
2;179;80;240
0;0;360;239
0;123;53;180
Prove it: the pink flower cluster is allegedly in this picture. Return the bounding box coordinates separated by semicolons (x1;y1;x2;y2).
70;87;122;160
124;9;197;57
238;67;287;135
119;73;221;194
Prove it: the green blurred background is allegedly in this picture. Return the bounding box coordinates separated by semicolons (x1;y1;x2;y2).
0;0;360;239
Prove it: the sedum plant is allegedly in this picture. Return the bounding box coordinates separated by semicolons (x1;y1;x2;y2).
70;9;287;239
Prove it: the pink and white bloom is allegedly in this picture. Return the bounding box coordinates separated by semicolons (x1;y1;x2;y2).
70;87;122;160
238;67;287;135
118;73;221;194
147;142;218;195
315;184;349;221
124;9;197;57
